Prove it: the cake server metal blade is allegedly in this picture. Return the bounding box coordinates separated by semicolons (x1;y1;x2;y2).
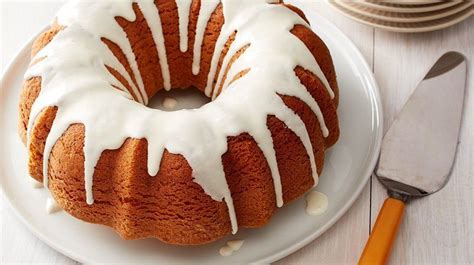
376;51;467;196
359;52;467;265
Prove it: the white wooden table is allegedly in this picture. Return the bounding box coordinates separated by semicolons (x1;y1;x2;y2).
1;1;472;264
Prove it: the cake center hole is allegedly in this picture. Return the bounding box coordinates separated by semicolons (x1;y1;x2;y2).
147;87;211;111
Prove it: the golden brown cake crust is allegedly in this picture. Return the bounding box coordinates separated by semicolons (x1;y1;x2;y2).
19;1;339;245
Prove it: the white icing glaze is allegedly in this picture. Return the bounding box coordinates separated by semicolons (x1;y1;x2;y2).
227;239;244;251
29;177;43;189
192;0;220;75
305;191;328;216
219;245;233;257
52;1;149;104
176;0;192;52
25;0;335;234
219;239;244;256
162;97;178;110
137;1;171;91
46;197;62;214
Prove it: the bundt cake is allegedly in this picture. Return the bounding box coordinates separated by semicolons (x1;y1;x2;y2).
19;0;340;245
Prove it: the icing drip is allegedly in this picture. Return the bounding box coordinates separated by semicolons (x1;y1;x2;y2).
29;177;43;189
137;1;171;90
54;1;148;104
25;0;335;234
46;197;62;214
192;0;220;75
176;0;192;52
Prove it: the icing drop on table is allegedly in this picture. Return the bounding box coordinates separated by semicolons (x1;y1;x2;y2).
219;245;233;257
29;177;43;189
162;97;178;110
46;198;62;214
227;239;244;251
305;191;328;216
219;239;244;256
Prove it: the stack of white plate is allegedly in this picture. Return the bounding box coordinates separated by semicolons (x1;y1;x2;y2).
328;0;473;33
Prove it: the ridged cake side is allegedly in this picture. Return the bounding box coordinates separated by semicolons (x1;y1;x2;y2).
19;0;339;245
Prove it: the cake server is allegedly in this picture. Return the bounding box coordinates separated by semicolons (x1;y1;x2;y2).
359;52;467;265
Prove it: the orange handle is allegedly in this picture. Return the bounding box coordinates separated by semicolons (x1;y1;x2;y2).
359;198;405;265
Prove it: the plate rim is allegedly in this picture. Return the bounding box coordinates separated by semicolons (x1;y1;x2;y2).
0;5;383;263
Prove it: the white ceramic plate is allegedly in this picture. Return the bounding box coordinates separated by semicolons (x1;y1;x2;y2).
0;2;382;263
329;0;473;33
336;1;473;23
